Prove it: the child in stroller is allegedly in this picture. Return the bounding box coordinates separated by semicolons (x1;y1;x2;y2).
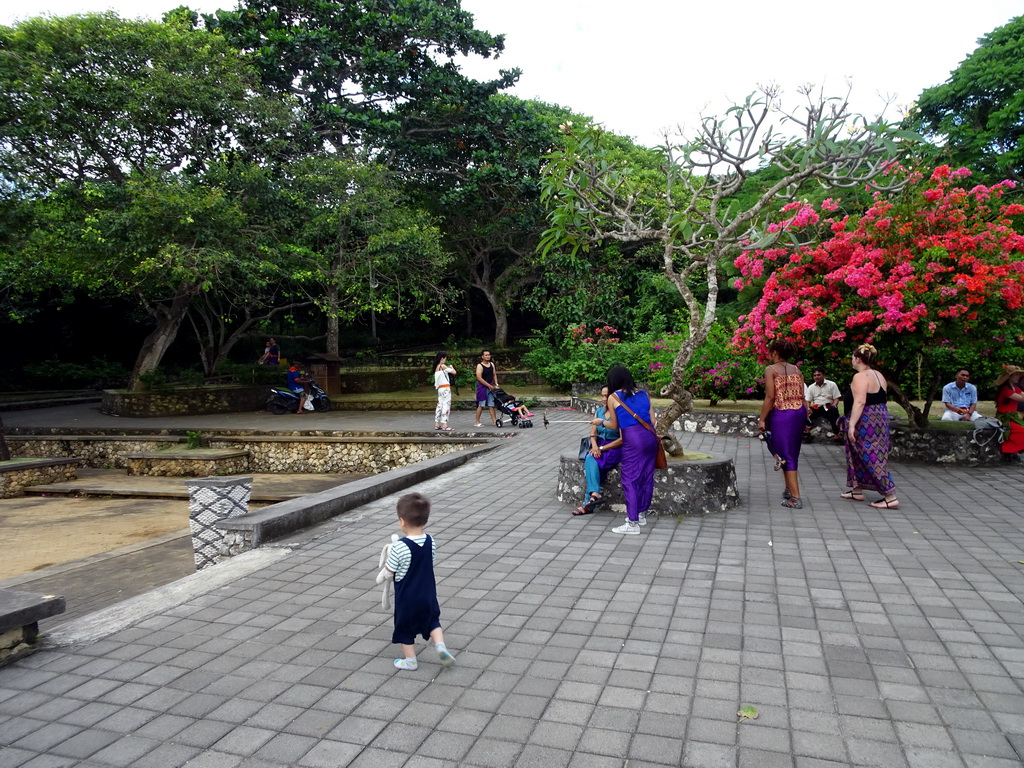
491;388;535;428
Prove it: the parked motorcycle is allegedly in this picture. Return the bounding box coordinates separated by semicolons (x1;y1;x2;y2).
266;377;331;414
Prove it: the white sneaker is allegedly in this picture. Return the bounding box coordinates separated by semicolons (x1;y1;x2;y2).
637;514;647;527
612;522;641;535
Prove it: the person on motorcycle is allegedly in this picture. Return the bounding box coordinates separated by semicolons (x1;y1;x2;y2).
286;360;310;413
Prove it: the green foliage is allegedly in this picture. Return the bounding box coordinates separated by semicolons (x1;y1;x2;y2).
185;431;202;450
914;15;1024;182
276;155;453;322
524;320;762;401
684;324;764;405
0;12;293;190
206;0;515;149
136;369;172;394
20;358;129;390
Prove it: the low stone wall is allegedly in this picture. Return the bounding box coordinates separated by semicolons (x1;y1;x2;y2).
572;398;1008;467
125;449;251;478
7;434;482;475
211;437;473;474
101;386;270;417
557;453;740;517
7;436;182;469
889;425;1002;466
0;458;81;498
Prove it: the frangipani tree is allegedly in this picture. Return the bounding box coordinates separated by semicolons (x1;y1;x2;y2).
540;85;910;436
733;165;1024;427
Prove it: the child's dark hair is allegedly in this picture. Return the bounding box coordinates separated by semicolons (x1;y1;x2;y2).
397;492;430;527
431;351;447;373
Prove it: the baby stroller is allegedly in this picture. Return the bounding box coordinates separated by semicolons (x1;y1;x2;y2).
492;388;534;428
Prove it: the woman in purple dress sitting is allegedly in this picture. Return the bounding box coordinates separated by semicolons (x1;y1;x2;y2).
758;340;806;509
592;365;659;535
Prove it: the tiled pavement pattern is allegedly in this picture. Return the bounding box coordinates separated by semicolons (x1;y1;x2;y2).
1;407;1024;767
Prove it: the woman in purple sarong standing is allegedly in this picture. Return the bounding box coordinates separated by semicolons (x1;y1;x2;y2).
758;340;807;509
592;365;659;535
839;344;898;509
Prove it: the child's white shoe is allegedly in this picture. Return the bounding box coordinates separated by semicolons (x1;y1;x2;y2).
394;657;418;671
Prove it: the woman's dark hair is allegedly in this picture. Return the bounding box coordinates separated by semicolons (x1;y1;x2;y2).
769;339;799;361
431;351;447;372
606;364;639;396
852;343;878;367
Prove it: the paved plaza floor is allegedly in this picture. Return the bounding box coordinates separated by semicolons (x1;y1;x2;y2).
1;404;1023;767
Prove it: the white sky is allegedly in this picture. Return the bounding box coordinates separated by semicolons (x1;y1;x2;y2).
2;0;1021;148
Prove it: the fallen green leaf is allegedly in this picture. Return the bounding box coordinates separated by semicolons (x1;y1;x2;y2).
737;705;759;722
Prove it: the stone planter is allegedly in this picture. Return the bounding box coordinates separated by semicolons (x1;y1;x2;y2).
557;453;740;517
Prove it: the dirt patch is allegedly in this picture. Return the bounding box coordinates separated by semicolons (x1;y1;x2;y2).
0;496;190;580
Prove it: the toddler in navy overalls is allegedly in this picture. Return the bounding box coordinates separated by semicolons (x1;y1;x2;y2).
382;492;455;671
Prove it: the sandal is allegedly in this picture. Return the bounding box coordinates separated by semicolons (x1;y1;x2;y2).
782;489;792;500
781;497;804;509
870;498;900;509
572;493;603;516
839;490;865;501
439;426;453;431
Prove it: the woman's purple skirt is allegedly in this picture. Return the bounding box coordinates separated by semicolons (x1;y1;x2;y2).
840;405;896;494
768;407;805;471
620;425;658;521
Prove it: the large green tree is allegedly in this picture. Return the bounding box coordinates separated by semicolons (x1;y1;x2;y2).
542;86;910;437
275;156;452;354
915;15;1024;182
0;12;292;190
205;0;517;151
0;13;296;389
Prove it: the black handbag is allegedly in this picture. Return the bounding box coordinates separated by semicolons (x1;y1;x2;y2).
578;437;591;460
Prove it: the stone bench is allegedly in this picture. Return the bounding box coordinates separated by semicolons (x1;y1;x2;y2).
557;452;740;517
124;448;250;477
0;588;66;665
0;457;81;498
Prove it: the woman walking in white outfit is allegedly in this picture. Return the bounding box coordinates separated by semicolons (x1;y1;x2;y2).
432;352;456;431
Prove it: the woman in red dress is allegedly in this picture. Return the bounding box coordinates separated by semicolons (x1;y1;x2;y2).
995;365;1024;462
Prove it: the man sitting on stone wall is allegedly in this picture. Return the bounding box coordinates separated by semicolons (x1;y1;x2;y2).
804;368;841;442
941;368;983;422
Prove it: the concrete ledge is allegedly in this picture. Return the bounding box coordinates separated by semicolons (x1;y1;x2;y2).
218;440;507;551
0;588;66;665
556;450;741;517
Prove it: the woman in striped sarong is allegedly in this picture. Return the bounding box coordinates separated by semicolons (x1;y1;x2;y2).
838;344;898;509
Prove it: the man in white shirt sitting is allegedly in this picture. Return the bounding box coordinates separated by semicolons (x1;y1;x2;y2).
804;368;841;440
940;369;983;421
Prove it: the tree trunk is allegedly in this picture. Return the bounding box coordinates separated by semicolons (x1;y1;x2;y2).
129;281;201;391
480;285;509;348
463;287;474;337
920;374;941;428
887;380;928;428
0;414;10;462
325;282;340;356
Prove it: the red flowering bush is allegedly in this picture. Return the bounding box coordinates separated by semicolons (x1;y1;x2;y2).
732;165;1024;424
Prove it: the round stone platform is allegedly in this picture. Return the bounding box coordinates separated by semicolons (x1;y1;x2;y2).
557;452;740;517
